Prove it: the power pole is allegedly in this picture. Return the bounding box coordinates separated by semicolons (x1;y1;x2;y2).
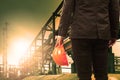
3;22;8;78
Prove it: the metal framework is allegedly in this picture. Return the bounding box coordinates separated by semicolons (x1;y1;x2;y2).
19;1;63;75
19;1;120;75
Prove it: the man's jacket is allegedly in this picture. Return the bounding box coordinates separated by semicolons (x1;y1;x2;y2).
58;0;119;40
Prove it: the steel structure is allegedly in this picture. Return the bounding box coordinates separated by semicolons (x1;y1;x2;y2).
19;1;63;75
19;1;120;76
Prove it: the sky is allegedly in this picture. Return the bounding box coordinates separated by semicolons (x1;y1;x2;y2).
0;0;62;64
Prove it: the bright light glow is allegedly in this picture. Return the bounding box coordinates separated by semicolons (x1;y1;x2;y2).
0;55;2;64
8;39;29;65
112;39;120;56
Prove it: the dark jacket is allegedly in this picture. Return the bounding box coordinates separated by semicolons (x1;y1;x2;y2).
58;0;119;40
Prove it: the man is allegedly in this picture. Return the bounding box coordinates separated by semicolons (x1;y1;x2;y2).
56;0;119;80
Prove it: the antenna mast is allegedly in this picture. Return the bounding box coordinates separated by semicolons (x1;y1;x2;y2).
3;22;8;77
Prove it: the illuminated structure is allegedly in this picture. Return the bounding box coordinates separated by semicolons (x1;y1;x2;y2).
19;1;120;76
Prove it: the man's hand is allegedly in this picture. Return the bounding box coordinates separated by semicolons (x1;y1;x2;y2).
109;38;117;47
55;36;64;47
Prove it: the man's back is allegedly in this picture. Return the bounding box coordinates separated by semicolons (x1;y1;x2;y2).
70;0;111;39
59;0;119;40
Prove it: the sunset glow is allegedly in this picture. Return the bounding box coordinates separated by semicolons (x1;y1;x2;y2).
112;39;120;56
8;39;29;65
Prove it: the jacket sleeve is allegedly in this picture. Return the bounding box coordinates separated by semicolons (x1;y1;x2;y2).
58;0;75;37
109;0;119;38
